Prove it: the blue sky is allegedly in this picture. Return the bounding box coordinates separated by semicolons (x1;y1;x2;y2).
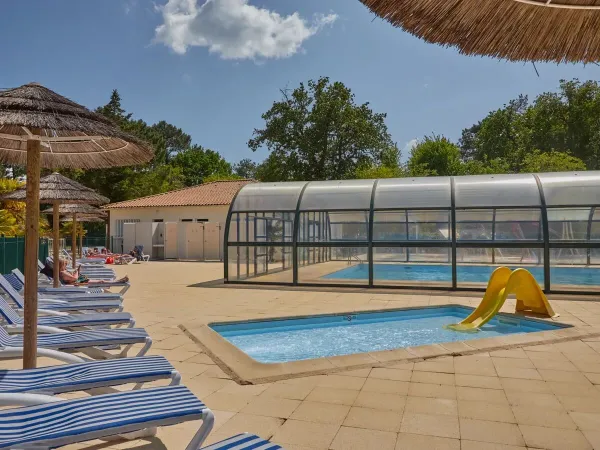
1;0;598;164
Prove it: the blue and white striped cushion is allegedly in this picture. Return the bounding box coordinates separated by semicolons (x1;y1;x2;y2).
37;299;123;311
1;274;22;292
37;312;132;327
0;385;206;449
203;434;283;450
0;356;174;393
5;327;148;349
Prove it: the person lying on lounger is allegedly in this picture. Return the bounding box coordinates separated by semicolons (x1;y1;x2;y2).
58;259;129;285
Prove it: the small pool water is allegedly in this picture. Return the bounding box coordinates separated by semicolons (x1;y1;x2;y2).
211;306;565;363
322;263;600;286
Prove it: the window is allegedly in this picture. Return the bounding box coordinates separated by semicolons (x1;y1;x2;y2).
181;219;193;222
196;219;209;223
152;219;164;223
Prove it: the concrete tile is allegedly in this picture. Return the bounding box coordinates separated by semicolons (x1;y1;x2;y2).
582;431;600;450
204;413;284;444
455;357;497;377
531;358;579;372
500;378;551;394
204;392;255;412
489;348;529;359
305;387;359;405
495;366;542;380
457;387;509;404
569;411;600;431
511;405;577;430
330;426;397;450
458;399;516;423
411;371;455;385
455;374;502;390
186;353;216;364
492;357;534;369
289;401;351;425
459;419;524;446
353;390;406;413
558;394;600;413
541;370;592;384
405;396;458;416
271;419;339;449
241;395;301;418
413;359;455;374
338;368;372;377
400;412;460;439
585;372;600;384
396;432;460;450
505;391;564;411
408;382;457;399
460;441;526;450
343;406;402;432
317;374;366;390
518;425;592;450
259;383;314;400
216;383;271;396
370;367;412;381
547;381;598;397
362;378;410;395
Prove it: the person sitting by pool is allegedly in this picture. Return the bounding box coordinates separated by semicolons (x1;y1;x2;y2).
58;259;129;285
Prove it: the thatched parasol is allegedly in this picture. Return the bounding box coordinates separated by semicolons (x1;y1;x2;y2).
41;203;107;261
0;83;153;369
59;215;107;257
360;0;600;63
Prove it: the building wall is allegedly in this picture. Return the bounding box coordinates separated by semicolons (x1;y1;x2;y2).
108;205;230;237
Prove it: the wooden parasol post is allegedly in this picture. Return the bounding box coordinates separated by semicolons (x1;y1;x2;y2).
79;224;83;257
52;201;60;288
72;213;77;270
23;137;41;369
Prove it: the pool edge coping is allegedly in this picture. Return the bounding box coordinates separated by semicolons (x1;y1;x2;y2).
179;306;600;385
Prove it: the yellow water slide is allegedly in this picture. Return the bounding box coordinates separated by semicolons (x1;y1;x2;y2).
446;267;558;332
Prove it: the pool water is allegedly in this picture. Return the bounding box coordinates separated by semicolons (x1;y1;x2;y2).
211;306;564;363
322;263;600;286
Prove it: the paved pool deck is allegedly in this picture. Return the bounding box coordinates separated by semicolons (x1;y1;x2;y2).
8;261;600;450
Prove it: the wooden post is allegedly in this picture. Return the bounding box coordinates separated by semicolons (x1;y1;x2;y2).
52;202;60;288
79;224;83;257
72;213;77;269
23;137;41;369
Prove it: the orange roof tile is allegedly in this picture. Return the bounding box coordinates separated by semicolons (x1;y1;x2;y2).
104;179;253;209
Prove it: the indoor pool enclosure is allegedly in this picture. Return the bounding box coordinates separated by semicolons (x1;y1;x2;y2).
224;172;600;294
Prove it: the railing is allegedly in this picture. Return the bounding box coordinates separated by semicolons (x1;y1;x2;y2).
0;236;49;274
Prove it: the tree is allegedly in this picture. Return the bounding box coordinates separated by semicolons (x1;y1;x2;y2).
203;173;243;183
151;121;192;163
355;145;404;179
248;77;396;181
171;145;233;186
407;135;463;176
521;150;586;173
234;158;259;179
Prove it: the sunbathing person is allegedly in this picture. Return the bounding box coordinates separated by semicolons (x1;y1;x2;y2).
59;259;129;285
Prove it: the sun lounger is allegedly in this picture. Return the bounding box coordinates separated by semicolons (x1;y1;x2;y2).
0;385;214;449
0;293;134;331
13;269;130;296
0;355;178;394
0;324;151;360
0;275;124;312
203;434;283;450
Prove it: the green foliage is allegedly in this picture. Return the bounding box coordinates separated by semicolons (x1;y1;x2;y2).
171;145;233;186
248;77;396;181
234;158;259;179
0;209;18;236
202;173;243;183
521;150;586;173
407;135;463;176
0;178;50;236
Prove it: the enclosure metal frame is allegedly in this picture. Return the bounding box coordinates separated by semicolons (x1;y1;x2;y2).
224;176;600;294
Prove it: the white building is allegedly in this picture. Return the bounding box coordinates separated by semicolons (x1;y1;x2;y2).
104;179;252;261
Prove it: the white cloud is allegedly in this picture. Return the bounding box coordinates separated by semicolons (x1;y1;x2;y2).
402;138;418;158
154;0;338;60
124;0;137;14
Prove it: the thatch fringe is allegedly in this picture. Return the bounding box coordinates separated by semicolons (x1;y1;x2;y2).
360;0;600;63
41;204;107;216
2;172;110;205
0;83;153;168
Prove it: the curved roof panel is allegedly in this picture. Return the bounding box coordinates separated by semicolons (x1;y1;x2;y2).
231;182;307;212
375;177;451;209
299;179;375;211
537;171;600;206
454;174;540;208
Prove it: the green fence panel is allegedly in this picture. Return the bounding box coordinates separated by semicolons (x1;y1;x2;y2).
64;235;107;251
0;236;49;275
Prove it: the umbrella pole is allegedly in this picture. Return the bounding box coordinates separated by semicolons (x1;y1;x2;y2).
23;138;41;369
52;202;60;288
72;214;77;270
79;224;82;257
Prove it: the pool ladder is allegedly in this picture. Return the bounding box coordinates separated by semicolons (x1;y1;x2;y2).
348;254;364;265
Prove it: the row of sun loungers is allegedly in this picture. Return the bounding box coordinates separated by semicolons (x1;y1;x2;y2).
0;261;281;449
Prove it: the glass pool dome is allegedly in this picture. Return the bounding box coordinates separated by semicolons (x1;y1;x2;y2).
224;172;600;293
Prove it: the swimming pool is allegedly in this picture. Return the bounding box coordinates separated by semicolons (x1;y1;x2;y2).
322;263;600;286
210;306;565;363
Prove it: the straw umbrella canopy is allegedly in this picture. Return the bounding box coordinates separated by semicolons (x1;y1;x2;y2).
359;0;600;63
0;83;152;369
41;203;107;261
